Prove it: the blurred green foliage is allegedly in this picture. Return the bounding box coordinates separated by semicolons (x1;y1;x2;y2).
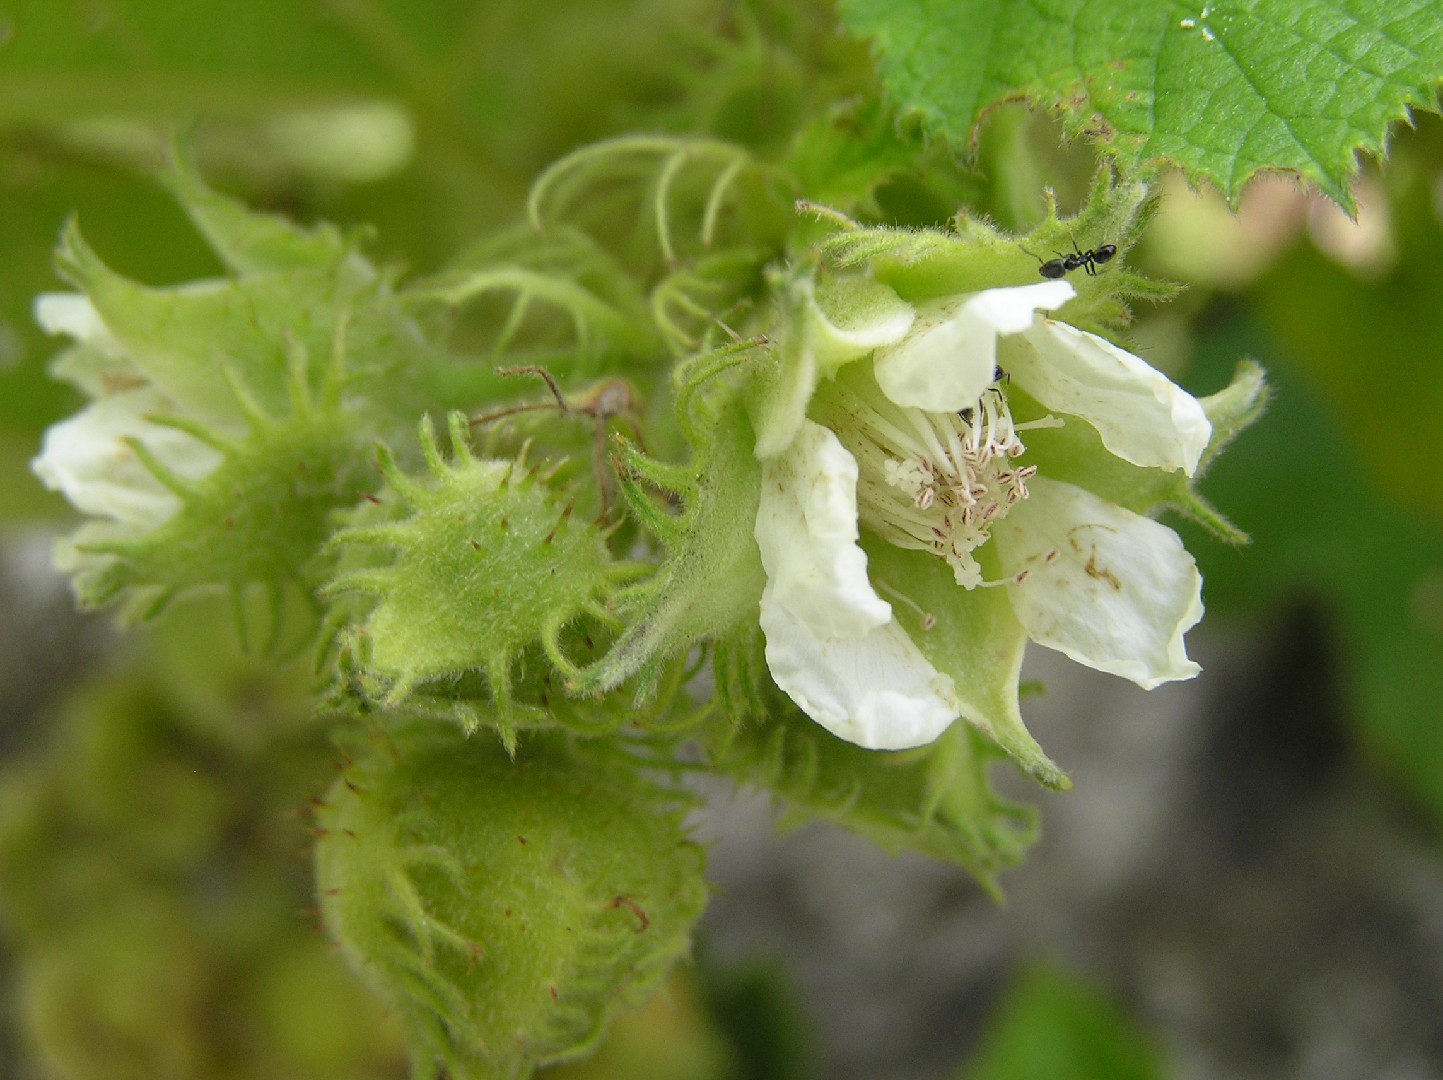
696;958;815;1080
958;965;1165;1080
1170;119;1443;825
0;601;410;1080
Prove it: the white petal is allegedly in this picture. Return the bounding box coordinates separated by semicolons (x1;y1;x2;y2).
34;293;110;344
759;586;959;749
995;476;1204;688
35;292;147;397
755;420;891;638
32;387;222;527
1014;320;1211;475
872;281;1074;411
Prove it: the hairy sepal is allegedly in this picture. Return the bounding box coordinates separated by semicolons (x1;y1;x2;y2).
816;170;1165;335
570;392;766;700
72;363;373;629
161;145;354;275
43;174;461;622
54;213;434;437
707;633;1036;895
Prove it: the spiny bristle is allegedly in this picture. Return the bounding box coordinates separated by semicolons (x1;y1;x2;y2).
543;498;577;545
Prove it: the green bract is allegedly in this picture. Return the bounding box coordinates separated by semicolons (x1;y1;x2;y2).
315;721;707;1080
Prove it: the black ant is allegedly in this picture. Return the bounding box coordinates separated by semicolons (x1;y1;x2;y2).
1027;240;1117;279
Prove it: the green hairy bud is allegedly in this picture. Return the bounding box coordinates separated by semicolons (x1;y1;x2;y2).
315;720;708;1080
326;413;626;729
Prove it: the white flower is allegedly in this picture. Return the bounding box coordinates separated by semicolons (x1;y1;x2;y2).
31;294;222;529
753;277;1210;751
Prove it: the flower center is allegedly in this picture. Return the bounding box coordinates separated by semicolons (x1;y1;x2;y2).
812;368;1042;588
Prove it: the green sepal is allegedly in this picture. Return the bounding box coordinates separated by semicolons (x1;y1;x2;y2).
325;414;621;726
864;539;1071;791
1005;172;1172;336
610;435;694;551
706;638;1037;895
749;266;915;460
315;720;708;1080
161;144;352;275
1196;359;1270;476
54;218;434;433
569;396;765;699
814;170;1167;335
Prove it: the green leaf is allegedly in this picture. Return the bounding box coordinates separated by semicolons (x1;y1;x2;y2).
959;964;1165;1080
839;0;1443;207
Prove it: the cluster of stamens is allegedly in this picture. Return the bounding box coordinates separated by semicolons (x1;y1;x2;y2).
816;377;1042;589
